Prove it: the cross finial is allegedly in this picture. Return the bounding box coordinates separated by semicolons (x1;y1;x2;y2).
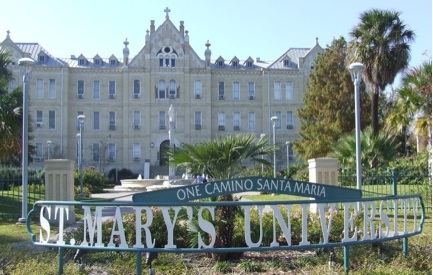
164;7;171;19
6;30;10;39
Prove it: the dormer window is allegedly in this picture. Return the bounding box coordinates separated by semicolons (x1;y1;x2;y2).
283;59;290;67
94;59;100;66
232;61;238;67
110;59;117;66
79;59;85;65
246;61;253;68
218;61;224;67
38;55;45;62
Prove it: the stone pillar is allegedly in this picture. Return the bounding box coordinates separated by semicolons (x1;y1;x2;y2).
45;159;75;225
308;158;339;213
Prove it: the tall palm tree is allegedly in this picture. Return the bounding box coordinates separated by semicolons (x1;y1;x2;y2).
385;61;432;151
350;9;415;136
167;133;274;260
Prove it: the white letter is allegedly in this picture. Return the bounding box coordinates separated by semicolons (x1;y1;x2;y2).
161;206;181;249
317;203;336;244
362;201;376;240
108;207;127;248
299;204;311;246
55;206;69;245
378;200;390;238
270;205;293;247
198;206;216;248
342;202;357;242
39;205;51;244
81;206;104;247
243;205;264;248
133;207;155;249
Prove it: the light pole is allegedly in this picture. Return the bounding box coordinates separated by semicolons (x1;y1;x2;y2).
270;116;278;178
47;140;52;160
18;56;35;223
349;62;364;193
168;104;175;179
260;133;266;174
77;115;85;196
286;140;290;178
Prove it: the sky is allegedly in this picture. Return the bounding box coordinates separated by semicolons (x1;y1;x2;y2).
1;0;431;88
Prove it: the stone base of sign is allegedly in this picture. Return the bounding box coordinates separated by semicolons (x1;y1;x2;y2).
308;158;339;213
45;159;75;225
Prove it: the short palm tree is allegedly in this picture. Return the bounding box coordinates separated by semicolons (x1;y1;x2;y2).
166;133;274;260
331;127;400;170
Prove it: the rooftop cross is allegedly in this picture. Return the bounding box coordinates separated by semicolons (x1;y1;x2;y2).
164;7;171;19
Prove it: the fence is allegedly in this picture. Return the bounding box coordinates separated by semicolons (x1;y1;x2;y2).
339;169;432;212
0;169;45;220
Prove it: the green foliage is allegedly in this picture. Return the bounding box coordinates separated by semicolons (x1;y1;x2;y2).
295;37;370;160
238;259;263;272
74;167;106;194
213;261;232;273
349;9;415;134
331;127;400;170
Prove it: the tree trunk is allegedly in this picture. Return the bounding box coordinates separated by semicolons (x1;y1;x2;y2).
371;87;379;136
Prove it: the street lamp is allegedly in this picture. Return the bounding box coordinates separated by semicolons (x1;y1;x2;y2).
286;141;291;178
260;133;266;174
349;62;364;194
77;115;85;196
18;56;35;224
168;104;175;179
47;140;52;160
270;116;278;178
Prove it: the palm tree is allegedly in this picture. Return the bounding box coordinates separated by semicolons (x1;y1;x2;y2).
167;133;274;260
350;9;415;136
331;127;400;170
385;61;432;151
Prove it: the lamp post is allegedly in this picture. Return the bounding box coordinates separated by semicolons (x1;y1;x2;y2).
47;140;52;160
260;133;266;174
77;115;85;196
349;62;364;193
270;116;278;178
286;140;290;178
168;105;175;179
17;56;35;223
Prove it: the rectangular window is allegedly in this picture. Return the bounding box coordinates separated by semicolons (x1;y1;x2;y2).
274;81;281;100
171;58;176;67
275;111;282;129
77;80;84;98
36;110;43;128
194;111;202;130
194;80;202;99
93;143;100;161
233;82;240;100
36;79;43;98
93;111;100;130
169;80;176;98
233;112;241;130
94;59;100;66
133;80;140;97
159;58;164;67
48;79;56;98
108;143;116;160
158;81;166;99
248;112;255;131
285;81;293;100
248;82;255;99
286;111;294;129
109;81;116;98
109;111;115;130
218;82;225;100
133;111;140;129
159;111;166;129
48;110;55;129
93;80;100;99
218;112;225;130
133;143;141;159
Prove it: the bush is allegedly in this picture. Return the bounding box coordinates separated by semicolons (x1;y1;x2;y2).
74;167;106;194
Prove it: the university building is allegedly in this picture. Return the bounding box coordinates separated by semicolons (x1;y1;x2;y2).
1;9;323;177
